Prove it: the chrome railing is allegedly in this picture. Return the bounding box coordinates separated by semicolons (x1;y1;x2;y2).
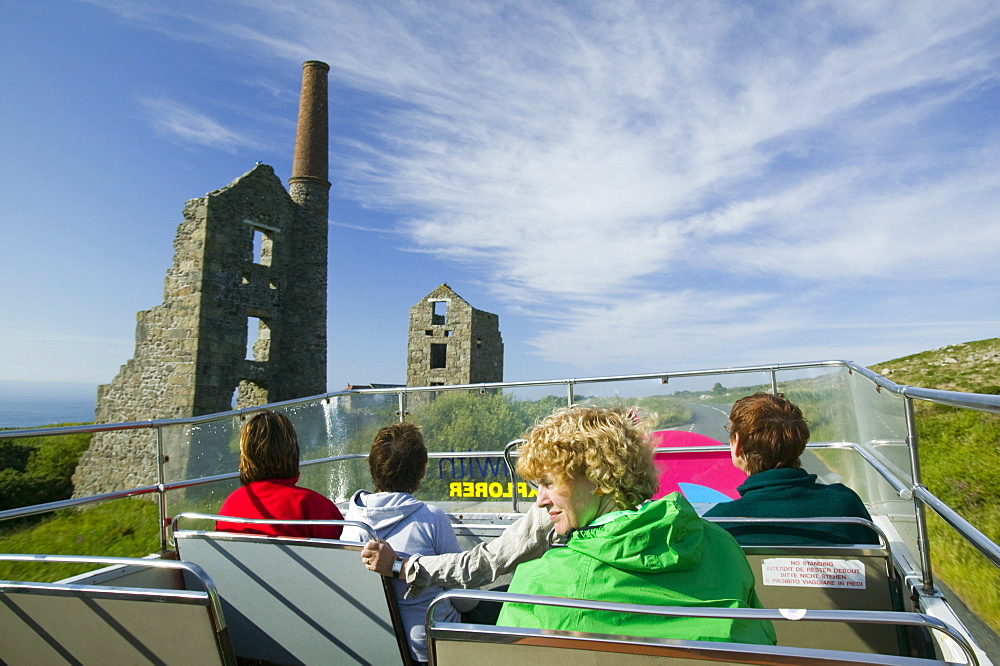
2;360;998;594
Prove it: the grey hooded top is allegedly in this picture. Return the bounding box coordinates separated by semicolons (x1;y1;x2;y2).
343;490;462;663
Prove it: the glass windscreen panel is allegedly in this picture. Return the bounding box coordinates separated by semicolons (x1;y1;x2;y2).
160;392;399;519
405;385;568;511
572;373;774;508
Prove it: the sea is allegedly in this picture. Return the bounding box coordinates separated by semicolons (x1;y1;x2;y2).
0;380;97;429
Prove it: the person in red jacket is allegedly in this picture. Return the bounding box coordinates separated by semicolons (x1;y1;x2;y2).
216;410;344;539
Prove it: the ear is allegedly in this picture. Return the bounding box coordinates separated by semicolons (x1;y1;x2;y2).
731;432;743;460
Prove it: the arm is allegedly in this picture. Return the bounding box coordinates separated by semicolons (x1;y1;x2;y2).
361;505;555;598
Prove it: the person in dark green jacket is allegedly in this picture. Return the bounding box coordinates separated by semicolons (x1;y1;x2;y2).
703;392;877;546
496;405;775;646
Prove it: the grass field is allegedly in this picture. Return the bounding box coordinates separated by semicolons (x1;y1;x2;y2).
871;338;1000;634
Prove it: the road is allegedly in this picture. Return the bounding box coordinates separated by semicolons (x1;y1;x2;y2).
675;401;731;439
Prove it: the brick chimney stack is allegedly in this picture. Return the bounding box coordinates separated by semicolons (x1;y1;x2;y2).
290;60;331;185
282;60;331;397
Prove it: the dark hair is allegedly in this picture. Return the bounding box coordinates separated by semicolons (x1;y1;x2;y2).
238;411;299;485
368;423;428;494
729;392;809;475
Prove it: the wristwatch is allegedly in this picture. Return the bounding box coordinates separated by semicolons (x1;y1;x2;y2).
391;556;405;578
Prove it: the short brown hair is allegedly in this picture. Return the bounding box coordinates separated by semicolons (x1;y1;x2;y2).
239;411;299;485
516;405;658;510
369;423;428;494
729;393;809;475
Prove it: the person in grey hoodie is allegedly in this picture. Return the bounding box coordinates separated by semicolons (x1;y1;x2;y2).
342;422;472;665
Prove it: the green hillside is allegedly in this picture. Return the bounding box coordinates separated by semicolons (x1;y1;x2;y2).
870;338;1000;633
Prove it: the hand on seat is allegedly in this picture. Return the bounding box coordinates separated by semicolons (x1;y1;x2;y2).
362;540;399;577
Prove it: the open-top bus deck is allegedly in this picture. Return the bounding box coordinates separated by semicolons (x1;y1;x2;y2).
2;359;998;664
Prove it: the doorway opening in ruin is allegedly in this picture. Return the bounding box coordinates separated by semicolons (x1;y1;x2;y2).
430;343;447;369
232;380;269;409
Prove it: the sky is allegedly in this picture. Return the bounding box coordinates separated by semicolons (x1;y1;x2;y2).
2;0;999;395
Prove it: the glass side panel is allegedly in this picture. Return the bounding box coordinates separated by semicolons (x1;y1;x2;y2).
846;370;912;485
569;375;761;505
0;496;160;583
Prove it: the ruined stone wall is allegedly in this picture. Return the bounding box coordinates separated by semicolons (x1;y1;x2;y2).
468;308;504;384
406;284;503;387
74;62;330;498
74;166;321;496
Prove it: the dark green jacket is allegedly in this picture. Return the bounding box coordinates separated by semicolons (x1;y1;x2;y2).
703;468;876;546
497;493;775;645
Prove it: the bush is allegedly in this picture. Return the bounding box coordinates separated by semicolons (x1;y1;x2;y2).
0;429;92;512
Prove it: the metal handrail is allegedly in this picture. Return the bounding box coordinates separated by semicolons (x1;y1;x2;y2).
0;553;228;633
911;485;1000;569
170;513;380;544
3;360;997;443
701;516;892;553
3;361;998;579
426;589;979;665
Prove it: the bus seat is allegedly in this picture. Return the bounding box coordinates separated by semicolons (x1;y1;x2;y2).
706;518;905;654
173;514;411;665
0;553;235;666
742;545;904;654
425;590;975;666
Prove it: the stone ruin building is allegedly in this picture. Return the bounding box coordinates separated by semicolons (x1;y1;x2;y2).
406;284;504;387
73;61;331;496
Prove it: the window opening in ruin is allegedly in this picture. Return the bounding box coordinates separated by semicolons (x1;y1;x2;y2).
430;382;444;386
445;330;452;337
252;229;273;266
252;229;264;264
246;316;272;361
425;330;433;336
432;300;448;325
430;343;447;369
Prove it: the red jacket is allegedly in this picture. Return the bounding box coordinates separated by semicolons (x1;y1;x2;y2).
217;476;344;539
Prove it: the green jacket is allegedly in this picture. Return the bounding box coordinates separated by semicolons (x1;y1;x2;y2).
497;493;776;645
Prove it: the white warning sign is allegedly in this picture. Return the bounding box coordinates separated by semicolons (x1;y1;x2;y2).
761;558;866;589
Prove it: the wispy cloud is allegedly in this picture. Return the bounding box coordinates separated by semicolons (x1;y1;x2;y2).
139;96;260;152
101;1;1000;368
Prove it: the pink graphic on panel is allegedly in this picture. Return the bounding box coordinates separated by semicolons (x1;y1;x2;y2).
651;430;745;503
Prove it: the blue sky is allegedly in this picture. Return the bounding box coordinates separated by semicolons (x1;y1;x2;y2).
2;0;999;392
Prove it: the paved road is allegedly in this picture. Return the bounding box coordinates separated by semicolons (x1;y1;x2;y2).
675;401;731;440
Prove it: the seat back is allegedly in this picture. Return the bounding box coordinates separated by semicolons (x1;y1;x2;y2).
704;516;905;654
744;546;903;654
0;554;235;666
174;515;409;665
425;590;974;666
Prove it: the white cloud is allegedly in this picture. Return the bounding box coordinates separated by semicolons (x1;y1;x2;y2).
100;1;1000;370
139;97;259;152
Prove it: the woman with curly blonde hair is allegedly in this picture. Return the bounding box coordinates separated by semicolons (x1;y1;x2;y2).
514;405;658;531
497;405;775;646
